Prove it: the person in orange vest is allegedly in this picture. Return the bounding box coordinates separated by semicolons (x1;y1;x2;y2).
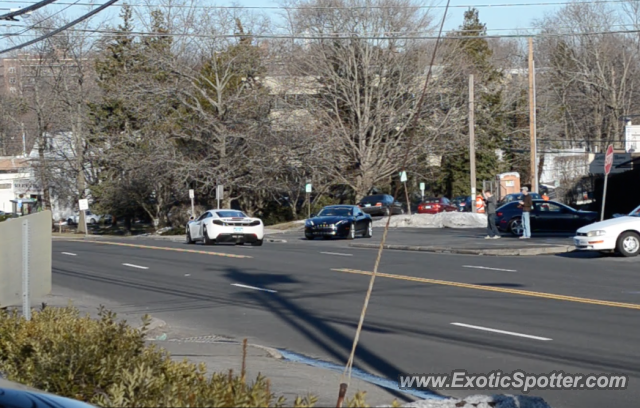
475;194;485;213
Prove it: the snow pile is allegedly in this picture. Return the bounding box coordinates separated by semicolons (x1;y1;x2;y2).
372;212;487;229
378;394;552;408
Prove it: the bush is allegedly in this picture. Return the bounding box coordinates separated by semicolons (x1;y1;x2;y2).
0;305;385;407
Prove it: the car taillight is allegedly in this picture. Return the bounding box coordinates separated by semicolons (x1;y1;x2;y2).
213;220;224;225
376;202;382;207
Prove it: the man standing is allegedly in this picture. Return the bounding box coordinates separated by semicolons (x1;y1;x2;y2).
518;187;533;239
483;190;500;239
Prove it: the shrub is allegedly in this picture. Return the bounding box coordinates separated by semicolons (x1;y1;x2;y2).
0;305;324;407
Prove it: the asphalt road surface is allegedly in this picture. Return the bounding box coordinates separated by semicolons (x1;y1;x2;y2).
51;232;640;408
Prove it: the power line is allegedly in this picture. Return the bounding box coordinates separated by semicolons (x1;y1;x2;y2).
0;0;636;9
0;0;82;39
0;0;119;55
0;0;59;21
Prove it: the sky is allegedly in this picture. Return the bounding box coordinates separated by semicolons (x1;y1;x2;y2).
0;0;605;52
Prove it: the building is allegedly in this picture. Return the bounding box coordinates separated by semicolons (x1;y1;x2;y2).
0;156;42;213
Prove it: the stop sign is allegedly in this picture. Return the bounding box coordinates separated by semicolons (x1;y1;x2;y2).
604;144;614;175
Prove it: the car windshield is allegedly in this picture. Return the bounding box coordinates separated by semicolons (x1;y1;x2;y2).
216;211;246;218
630;206;640;217
318;207;353;217
359;195;389;204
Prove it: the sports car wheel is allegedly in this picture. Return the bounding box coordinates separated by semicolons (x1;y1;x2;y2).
202;226;213;245
252;239;264;247
363;221;372;238
347;225;356;240
509;218;523;237
186;229;194;244
617;232;640;257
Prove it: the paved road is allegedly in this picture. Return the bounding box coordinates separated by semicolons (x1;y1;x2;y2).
51;234;640;408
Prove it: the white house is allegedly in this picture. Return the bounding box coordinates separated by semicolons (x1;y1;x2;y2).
0;156;41;213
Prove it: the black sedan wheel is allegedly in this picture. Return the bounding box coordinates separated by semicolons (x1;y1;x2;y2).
509;218;524;237
305;233;314;240
363;222;372;238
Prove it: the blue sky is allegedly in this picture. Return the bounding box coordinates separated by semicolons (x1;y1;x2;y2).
0;0;568;49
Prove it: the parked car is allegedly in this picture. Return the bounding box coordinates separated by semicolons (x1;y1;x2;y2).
495;200;598;237
573;204;640;257
67;210;103;225
305;205;373;240
452;196;469;212
357;194;404;217
417;197;458;214
186;209;264;246
498;192;542;206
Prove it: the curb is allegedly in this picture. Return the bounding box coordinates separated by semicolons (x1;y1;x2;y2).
349;243;575;256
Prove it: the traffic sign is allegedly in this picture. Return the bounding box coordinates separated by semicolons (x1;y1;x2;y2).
189;189;194;199
604;144;614;175
419;182;425;191
399;171;407;182
78;199;89;211
305;183;312;193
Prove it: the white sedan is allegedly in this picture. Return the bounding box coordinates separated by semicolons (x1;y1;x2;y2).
186;209;264;246
573;205;640;257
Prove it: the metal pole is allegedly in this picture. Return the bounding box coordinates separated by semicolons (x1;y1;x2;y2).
403;181;411;215
21;122;26;157
22;218;30;321
191;197;195;218
601;174;609;221
84;210;88;238
307;192;310;219
528;37;537;193
469;74;476;213
217;186;220;210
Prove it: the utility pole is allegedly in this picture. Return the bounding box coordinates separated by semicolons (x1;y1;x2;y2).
21;122;26;157
469;74;476;213
528;37;538;193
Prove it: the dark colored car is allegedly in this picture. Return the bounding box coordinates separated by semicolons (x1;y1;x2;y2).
305;205;373;240
357;194;404;217
495;200;598;236
417;197;458;214
452;196;468;212
498;192;542;206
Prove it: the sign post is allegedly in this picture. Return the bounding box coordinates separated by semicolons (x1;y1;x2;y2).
189;189;195;218
601;144;614;221
216;185;223;209
399;171;411;215
305;183;312;219
78;199;89;238
419;182;425;203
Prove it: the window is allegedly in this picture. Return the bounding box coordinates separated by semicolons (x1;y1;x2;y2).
8;67;15;74
536;202;563;213
215;210;246;218
317;207;353;217
9;78;16;84
9;87;17;94
196;212;210;221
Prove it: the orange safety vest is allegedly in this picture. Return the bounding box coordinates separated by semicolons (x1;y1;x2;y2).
475;195;485;213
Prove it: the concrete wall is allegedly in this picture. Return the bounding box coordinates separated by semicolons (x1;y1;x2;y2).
0;210;52;307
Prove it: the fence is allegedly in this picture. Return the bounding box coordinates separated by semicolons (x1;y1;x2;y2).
0;210;52;316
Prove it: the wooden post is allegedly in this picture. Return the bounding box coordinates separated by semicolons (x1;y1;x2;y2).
469;74;476;213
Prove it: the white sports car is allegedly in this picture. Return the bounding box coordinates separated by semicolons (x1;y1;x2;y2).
186;209;264;246
573;204;640;257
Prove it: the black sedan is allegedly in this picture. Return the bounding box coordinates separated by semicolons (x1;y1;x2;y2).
305;205;373;240
357;194;404;217
495;200;598;236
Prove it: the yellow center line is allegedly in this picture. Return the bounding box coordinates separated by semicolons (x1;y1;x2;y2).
332;268;640;311
59;239;252;259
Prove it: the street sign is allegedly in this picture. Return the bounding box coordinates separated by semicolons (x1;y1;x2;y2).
399;171;407;182
189;189;194;199
604;144;614;175
216;185;223;199
78;199;89;211
419;182;425;191
305;183;312;193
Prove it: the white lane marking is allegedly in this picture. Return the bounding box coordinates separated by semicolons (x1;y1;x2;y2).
451;323;552;341
463;265;517;272
231;283;277;293
122;263;149;270
320;252;353;257
61;252;77;256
